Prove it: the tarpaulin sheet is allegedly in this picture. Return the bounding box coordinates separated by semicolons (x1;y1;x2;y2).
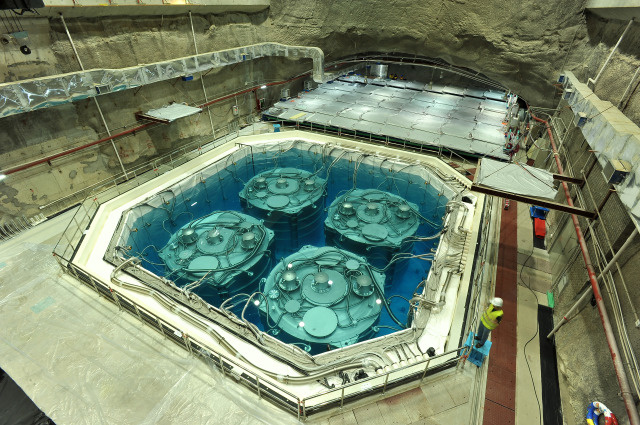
476;158;557;200
146;103;202;122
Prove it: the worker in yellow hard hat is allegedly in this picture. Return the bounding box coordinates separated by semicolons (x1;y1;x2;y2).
475;297;503;348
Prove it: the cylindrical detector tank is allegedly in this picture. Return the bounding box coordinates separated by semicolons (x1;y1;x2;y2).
324;189;420;271
158;211;274;303
259;246;385;353
239;168;325;252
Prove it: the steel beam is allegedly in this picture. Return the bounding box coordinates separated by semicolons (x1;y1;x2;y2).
470;184;597;219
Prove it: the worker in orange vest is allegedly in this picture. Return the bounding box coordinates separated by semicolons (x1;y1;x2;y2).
475;297;503;348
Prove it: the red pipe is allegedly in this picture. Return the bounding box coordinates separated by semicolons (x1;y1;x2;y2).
1;73;312;176
200;73;309;109
531;113;640;425
3;122;154;175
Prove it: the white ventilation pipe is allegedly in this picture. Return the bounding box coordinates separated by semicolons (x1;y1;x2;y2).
0;42;326;119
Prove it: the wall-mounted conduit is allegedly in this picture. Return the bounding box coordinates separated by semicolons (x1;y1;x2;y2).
0;72;309;176
0;42;326;119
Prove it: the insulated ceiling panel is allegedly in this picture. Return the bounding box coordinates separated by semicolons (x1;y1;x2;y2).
353;85;378;94
387;80;407;89
372;87;398;97
402;101;430;115
384;125;412;140
277;109;309;121
362;109;398;124
305;113;333;126
482;99;508;113
411;93;435;104
451;107;479;123
404;81;426;91
433;94;461;107
457;97;483;110
426;83;446;93
379;100;407;111
473;123;505;144
465;88;486;99
389;112;420;129
390;90;416;100
329;116;359;129
484;90;505;101
353;120;386;134
315;101;347;115
443;86;467;96
442;119;475;139
356;95;385;107
337;94;363;104
440;134;473;152
412;115;445;133
427;103;454;119
337;105;374;120
477;110;505;126
408;129;441;146
265;77;509;159
332;82;359;92
470;140;504;157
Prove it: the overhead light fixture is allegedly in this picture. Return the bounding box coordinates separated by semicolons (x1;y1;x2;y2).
0;174;6;182
260;85;267;89
253;300;260;306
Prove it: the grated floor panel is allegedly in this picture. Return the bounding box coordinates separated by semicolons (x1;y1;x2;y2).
483;201;518;424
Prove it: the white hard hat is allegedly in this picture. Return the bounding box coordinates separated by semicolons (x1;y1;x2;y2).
491;297;503;307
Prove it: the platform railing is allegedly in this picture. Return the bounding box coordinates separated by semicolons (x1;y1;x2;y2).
53;254;471;421
259;119;477;175
50;121;483;419
52;120;476;264
52;123;241;263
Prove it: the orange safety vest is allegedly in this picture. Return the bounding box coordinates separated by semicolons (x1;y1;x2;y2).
481;305;503;330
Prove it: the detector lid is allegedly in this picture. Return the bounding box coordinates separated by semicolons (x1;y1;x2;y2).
285;299;301;314
266;195;290;209
302;306;338;338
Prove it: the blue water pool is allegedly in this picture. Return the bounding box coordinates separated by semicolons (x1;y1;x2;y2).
117;141;452;353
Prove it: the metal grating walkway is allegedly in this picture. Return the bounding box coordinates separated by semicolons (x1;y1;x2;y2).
483;201;519;424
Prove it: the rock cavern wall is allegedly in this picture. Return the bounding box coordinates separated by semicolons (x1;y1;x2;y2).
1;0;640;221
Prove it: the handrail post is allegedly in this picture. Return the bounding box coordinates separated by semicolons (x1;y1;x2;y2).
256;376;261;399
382;373;390;394
340;387;345;408
420;358;432;383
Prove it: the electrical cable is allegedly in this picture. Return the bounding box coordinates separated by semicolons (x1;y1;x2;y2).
519;209;542;425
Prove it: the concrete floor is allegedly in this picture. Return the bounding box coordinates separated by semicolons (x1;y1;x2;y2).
0;170;555;425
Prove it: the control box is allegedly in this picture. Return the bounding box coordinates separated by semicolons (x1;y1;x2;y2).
603;159;632;185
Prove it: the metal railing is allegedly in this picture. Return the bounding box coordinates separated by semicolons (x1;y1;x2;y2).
55;254;474;421
50;121;486;420
275;118;475;166
52;123;241;261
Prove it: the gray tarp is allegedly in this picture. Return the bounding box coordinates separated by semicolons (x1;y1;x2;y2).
146;103;202;122
475;158;557;200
